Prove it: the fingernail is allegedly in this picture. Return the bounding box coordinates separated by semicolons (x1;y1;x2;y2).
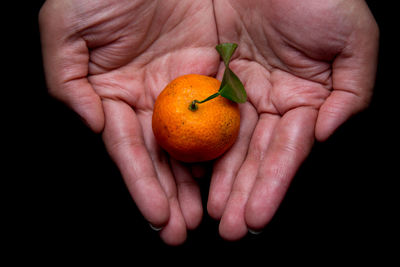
248;228;263;235
149;223;163;232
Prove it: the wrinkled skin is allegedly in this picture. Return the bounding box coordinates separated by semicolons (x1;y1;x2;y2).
39;0;378;245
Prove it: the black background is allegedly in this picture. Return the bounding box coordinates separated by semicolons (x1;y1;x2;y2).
8;0;397;263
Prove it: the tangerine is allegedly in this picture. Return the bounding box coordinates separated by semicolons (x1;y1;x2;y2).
152;74;240;163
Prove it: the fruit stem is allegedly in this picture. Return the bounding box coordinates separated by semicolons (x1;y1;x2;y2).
189;92;220;112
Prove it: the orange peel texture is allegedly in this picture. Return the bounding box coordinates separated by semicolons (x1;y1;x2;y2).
152;74;240;163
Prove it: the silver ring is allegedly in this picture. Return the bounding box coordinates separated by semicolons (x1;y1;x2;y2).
248;228;263;235
149;223;163;232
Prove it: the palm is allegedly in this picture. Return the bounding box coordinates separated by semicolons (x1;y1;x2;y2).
209;0;378;240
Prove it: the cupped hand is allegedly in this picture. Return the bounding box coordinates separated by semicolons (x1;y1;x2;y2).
39;0;219;245
208;0;379;240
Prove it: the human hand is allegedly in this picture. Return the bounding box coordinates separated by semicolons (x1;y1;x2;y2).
39;0;220;245
208;0;379;240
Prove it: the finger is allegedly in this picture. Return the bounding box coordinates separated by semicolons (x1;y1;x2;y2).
170;159;203;230
245;107;317;231
207;102;258;220
101;99;169;228
159;197;187;246
315;11;379;141
316;90;367;141
218;113;279;241
148;162;187;246
39;5;104;132
136;110;189;245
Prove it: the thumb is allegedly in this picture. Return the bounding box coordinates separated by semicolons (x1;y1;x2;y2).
39;1;104;133
315;7;379;142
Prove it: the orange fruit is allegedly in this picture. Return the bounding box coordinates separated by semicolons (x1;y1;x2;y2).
152;74;240;163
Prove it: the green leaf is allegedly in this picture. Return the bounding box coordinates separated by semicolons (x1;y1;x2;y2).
219;68;247;103
189;43;246;108
216;43;238;66
216;43;247;103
